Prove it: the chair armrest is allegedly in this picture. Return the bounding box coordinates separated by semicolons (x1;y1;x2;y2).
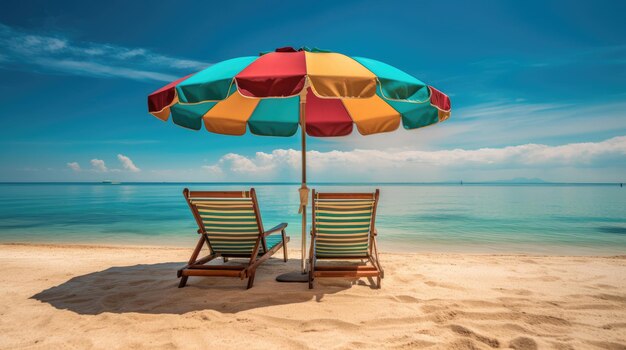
262;222;288;237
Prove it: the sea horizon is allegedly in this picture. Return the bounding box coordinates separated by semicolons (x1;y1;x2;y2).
1;181;624;185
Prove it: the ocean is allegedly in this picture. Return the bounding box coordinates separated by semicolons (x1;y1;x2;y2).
0;182;624;255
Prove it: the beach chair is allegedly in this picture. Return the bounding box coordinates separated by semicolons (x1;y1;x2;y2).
308;189;384;289
178;188;289;289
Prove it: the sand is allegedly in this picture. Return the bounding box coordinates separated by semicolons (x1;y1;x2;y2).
0;243;624;349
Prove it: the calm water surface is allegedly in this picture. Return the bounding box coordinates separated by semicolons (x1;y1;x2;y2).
0;183;625;255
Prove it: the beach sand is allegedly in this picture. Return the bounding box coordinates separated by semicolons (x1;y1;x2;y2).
0;244;624;349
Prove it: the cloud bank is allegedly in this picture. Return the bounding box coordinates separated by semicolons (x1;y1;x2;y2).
0;23;208;82
68;155;140;173
203;136;626;181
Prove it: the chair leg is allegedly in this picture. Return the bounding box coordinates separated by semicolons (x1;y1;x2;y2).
376;276;381;289
178;276;189;288
281;229;288;262
246;270;256;289
176;236;205;288
371;238;384;279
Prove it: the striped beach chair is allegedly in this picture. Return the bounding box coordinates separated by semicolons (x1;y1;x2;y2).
178;188;289;289
308;189;384;289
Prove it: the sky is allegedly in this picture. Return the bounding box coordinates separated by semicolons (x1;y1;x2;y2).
0;0;625;182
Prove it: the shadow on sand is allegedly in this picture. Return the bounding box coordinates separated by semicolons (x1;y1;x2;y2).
31;257;361;315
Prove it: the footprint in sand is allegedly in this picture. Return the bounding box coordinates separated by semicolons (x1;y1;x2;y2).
449;324;500;348
510;336;538;350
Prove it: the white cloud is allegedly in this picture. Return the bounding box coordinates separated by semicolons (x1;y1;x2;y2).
67;162;81;171
201;164;223;174
70;155;140;174
117;154;140;172
90;159;107;172
37;59;178;82
0;23;209;82
203;150;305;178
215;153;278;173
204;136;626;181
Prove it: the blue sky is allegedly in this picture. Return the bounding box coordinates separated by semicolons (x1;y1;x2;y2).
0;0;624;182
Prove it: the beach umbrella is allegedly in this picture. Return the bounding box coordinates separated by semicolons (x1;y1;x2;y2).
147;47;451;281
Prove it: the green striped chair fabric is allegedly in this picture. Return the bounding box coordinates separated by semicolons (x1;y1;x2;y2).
190;194;277;256
313;196;376;258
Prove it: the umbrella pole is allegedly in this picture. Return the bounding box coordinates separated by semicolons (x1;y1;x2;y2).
300;95;308;274
275;87;309;283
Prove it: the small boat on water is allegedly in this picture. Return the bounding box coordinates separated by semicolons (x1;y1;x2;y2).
101;180;121;185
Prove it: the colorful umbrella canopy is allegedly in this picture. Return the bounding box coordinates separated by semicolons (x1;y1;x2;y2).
148;46;451;280
148;47;451;137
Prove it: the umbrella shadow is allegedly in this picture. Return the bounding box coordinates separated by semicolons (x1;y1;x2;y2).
31;258;355;315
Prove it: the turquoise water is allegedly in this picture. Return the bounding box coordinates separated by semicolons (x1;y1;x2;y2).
0;183;625;255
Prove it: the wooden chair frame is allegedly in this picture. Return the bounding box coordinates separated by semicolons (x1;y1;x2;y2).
308;189;384;289
178;188;289;289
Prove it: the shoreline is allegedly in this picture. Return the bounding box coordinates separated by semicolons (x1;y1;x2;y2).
2;241;625;257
